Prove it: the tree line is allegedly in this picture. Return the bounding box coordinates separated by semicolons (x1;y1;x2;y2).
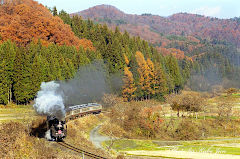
57;10;191;98
0;40;98;104
0;7;190;105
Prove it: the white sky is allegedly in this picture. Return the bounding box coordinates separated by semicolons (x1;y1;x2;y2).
36;0;240;19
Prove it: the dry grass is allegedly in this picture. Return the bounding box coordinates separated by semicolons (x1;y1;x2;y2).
0;121;56;158
65;114;113;158
0;118;85;159
102;91;240;141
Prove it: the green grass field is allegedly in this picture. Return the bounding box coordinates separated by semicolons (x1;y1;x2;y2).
104;138;240;156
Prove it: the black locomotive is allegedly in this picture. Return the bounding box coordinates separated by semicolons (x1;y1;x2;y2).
45;103;102;141
46;116;67;141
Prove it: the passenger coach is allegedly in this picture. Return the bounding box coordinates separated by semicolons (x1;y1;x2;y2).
65;103;102;121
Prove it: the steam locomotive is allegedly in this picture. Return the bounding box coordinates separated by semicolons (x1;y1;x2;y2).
46;103;102;141
46;116;67;141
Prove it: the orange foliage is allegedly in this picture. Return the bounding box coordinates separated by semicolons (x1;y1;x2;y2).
122;66;136;101
157;47;185;60
76;5;240;48
0;0;95;50
78;39;96;51
139;107;164;136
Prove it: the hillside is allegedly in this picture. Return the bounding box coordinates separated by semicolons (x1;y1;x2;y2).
72;5;240;48
0;0;189;105
0;0;94;50
71;4;240;90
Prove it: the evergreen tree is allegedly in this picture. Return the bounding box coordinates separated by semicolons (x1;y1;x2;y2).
58;10;72;25
13;47;32;104
0;60;9;104
180;58;191;84
165;55;183;93
155;64;168;99
52;6;58;16
0;41;16;104
30;55;43;97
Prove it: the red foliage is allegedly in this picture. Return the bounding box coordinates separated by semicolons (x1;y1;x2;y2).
0;0;95;50
139;107;164;137
74;5;240;47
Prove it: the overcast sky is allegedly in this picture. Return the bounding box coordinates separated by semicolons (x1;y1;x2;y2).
36;0;239;19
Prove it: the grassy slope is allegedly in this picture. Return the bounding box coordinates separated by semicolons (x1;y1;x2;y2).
104;138;240;155
101;93;240;158
0;104;37;122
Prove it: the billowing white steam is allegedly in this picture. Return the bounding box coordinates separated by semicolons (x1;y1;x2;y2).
45;129;52;141
33;81;65;119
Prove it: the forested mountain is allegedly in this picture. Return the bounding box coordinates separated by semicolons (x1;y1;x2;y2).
0;1;239;105
72;5;240;91
73;5;240;48
0;0;187;104
72;5;240;66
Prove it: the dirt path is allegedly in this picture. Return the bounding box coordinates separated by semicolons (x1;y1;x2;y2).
89;124;110;149
126;150;240;159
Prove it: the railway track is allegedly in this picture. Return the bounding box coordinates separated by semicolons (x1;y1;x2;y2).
57;141;108;159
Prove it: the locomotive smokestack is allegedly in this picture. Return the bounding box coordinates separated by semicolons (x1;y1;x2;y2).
33;81;65;119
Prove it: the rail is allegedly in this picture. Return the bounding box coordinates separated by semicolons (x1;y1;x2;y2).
57;141;108;159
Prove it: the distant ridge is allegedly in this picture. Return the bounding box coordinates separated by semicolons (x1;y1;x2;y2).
72;4;126;19
72;4;240;47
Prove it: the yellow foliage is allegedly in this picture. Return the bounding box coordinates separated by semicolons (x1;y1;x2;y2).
122;67;136;101
135;51;152;98
123;53;130;65
146;58;156;95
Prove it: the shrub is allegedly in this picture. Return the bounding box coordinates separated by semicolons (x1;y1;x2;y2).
216;98;234;120
102;93;123;108
174;119;202;140
0;121;55;158
225;88;238;95
167;91;205;117
109;101;164;138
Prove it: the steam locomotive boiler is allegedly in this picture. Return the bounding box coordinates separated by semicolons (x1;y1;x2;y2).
46;116;67;141
45;103;102;141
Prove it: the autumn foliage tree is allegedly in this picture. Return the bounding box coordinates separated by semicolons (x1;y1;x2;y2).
122;67;136;101
135;51;152;99
121;51;175;101
0;1;189;104
0;0;95;50
138;107;163;138
146;58;156;95
167;91;205;117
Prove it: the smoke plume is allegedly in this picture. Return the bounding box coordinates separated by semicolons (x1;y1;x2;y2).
33;60;122;117
33;81;65;119
59;60;121;107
